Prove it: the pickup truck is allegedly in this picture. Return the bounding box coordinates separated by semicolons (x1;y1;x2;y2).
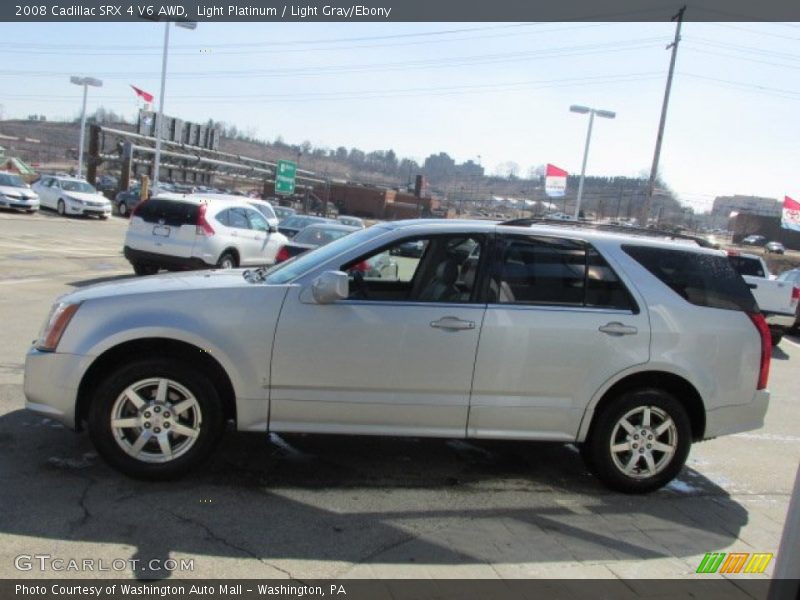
728;251;799;345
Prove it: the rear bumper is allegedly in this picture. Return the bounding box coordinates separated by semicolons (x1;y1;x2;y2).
764;312;796;329
124;246;210;270
704;389;770;439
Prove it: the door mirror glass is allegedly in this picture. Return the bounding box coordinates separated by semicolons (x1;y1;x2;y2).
269;223;278;234
311;270;349;304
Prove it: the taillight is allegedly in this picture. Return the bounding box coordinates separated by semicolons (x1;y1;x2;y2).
727;250;739;256
792;286;800;309
275;246;291;263
130;199;145;217
747;312;771;390
196;204;215;236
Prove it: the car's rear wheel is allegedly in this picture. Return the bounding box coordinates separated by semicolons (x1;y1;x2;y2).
57;199;66;216
583;389;691;494
132;262;159;276
217;252;237;269
88;359;225;480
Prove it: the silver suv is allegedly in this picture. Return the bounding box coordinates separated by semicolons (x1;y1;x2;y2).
24;220;770;493
123;194;288;275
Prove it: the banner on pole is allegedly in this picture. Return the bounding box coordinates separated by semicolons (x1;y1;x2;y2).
781;196;800;232
545;164;568;197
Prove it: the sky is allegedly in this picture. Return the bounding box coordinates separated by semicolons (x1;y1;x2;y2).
1;20;799;212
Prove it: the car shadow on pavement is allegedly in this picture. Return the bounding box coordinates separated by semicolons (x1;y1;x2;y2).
0;409;748;579
67;274;136;288
772;345;790;361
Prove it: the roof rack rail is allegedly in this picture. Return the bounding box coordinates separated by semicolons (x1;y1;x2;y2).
498;217;714;248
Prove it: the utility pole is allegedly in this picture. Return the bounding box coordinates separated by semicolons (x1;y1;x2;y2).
642;5;686;227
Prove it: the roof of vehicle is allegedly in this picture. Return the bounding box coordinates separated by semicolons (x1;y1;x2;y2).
375;218;723;254
150;193;258;211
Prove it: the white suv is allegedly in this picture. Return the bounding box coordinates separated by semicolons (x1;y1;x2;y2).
26;219;770;492
123;195;288;275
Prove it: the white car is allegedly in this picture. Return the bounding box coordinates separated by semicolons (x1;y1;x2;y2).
0;172;39;213
32;176;112;219
123;194;288;275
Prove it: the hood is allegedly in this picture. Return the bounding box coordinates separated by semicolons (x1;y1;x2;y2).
65;191;111;205
0;185;37;199
62;269;270;304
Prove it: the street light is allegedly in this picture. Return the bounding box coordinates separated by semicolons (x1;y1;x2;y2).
152;20;197;191
569;104;615;220
70;76;103;179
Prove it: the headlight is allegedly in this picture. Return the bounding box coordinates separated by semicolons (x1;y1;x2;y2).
68;197;85;205
36;302;81;352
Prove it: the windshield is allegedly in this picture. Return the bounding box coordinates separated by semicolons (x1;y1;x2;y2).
0;173;25;187
60;180;97;193
265;226;387;284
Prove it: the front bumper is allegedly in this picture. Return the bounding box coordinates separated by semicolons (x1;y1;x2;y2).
704;389;770;439
24;348;91;430
0;197;39;211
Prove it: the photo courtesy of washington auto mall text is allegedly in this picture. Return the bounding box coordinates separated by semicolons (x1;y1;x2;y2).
0;0;799;599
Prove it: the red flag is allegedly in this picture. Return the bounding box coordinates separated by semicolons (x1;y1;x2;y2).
546;163;569;177
130;85;154;103
782;196;800;232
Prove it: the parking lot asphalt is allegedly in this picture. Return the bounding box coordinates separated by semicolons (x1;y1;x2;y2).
0;209;798;580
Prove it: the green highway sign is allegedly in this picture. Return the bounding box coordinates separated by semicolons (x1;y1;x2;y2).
275;160;297;195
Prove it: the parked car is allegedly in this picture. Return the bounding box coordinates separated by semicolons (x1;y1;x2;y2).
95;174;119;193
115;186;143;217
0;172;39;213
275;223;359;263
765;241;786;255
278;214;332;238
390;239;426;257
727;251;799;345
338;215;366;229
741;234;767;246
122;195;288;275
25;220;771;493
273;206;296;222
775;268;800;331
32;176;112;219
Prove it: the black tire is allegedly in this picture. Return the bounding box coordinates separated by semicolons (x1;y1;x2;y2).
132;262;159;276
57;199;66;216
217;252;237;269
583;389;692;494
118;202;128;217
88;358;225;480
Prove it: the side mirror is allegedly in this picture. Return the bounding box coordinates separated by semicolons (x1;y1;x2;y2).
311;270;349;304
268;224;277;233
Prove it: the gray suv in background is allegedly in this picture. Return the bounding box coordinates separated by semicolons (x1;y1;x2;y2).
25;219;770;493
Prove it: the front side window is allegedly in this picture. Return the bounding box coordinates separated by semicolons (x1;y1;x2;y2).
341;234;484;303
490;236;635;310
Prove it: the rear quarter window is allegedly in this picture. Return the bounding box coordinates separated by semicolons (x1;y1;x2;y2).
137;199;199;227
623;245;758;313
727;255;766;278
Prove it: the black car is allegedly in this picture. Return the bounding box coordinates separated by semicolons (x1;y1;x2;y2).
115;187;143;217
277;214;332;238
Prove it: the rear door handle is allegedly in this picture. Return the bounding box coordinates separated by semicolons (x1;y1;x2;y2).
430;317;476;331
599;322;638;336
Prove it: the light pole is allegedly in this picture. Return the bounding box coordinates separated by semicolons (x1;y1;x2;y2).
70;76;103;178
152;20;197;191
569;104;615;220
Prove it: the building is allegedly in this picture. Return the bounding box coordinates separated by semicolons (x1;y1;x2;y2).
712;195;781;219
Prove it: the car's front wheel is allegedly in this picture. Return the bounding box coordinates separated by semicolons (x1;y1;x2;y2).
583;389;691;494
118;202;128;217
57;199;66;216
88;359;225;480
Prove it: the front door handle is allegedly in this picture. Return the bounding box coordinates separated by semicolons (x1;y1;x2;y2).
430;317;476;331
599;322;638;336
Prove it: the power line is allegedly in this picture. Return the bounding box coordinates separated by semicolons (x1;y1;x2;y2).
0;37;671;80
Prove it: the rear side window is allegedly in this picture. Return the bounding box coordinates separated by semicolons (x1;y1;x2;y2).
623;245;758;312
491;236;636;310
137;199;199;227
728;255;765;278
